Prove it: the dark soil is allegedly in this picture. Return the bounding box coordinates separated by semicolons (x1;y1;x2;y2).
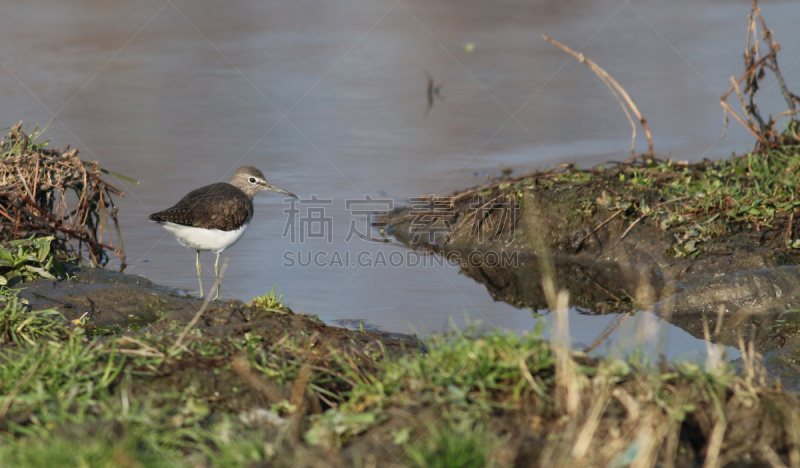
381;162;800;389
5;266;800;467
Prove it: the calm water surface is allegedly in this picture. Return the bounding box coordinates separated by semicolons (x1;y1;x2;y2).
2;0;798;359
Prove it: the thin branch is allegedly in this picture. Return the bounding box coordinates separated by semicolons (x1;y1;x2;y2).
620;197;689;240
169;259;229;355
577;209;624;248
543;35;654;156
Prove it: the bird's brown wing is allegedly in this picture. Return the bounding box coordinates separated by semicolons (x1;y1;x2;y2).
149;183;253;231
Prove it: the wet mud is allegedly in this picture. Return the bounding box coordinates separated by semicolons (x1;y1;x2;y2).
383;169;800;388
12;267;424;422
10;266;800;467
18;267;418;350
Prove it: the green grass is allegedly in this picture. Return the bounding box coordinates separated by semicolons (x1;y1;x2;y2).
0;283;790;467
0;430;169;468
0;123;50;160
624;146;800;245
252;286;288;312
0;236;63;286
472;141;800;258
343;325;555;414
0;235;67;343
0;298;65;345
0;334;123;432
406;418;493;468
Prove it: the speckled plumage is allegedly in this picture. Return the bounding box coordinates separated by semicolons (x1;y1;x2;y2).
149;166;297;300
149;182;254;232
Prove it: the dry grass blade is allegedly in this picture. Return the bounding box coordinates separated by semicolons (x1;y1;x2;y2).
231;356;285;404
543;35;654;157
612;387;639;422
169;258;229;355
571;382;610;460
287;362;315;447
290;362;313;410
760;443;789;468
553;290;581;417
115;336;166;359
704;418;727;468
702;314;725;374
583;311;629;353
630;409;663;468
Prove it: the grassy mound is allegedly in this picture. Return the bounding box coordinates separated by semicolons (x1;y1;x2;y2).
0;286;796;467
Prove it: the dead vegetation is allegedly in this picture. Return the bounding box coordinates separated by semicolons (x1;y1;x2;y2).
0;122;127;268
543;34;654;158
721;0;800;149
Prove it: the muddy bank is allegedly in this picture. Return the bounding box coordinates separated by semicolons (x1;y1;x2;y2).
385;166;793;314
382;155;800;382
5;266;800;467
16;266;421;354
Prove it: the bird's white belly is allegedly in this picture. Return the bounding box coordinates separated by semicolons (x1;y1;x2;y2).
159;222;249;253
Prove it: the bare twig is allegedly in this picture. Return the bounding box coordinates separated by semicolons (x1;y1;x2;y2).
720;0;800;147
169;258;229;355
543;35;654;156
231;356;285;403
583;312;630;353
577;209;624;247
619;197;689;240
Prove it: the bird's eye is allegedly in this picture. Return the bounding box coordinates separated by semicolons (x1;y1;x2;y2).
248;177;257;183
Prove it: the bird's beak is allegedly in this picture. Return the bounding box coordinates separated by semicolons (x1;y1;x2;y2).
262;183;298;199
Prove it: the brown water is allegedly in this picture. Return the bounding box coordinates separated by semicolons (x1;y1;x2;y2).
2;0;798;359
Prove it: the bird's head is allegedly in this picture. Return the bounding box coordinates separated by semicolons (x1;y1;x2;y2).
230;166;298;199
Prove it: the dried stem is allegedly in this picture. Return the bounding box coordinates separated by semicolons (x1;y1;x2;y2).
543;35;654;157
720;0;800;148
170;259;229;355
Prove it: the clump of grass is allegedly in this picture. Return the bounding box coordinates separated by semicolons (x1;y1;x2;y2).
306;316;797;466
0;334;124;427
406;418;493;468
0;301;795;467
0;277;795;467
0;236;71;345
613;145;800;252
252;286;288;312
0;235;64;286
0;298;64;345
0;429;165;468
388;140;800;260
344;325;554;413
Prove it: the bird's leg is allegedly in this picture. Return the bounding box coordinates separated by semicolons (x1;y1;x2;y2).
196;250;203;299
214;251;221;301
